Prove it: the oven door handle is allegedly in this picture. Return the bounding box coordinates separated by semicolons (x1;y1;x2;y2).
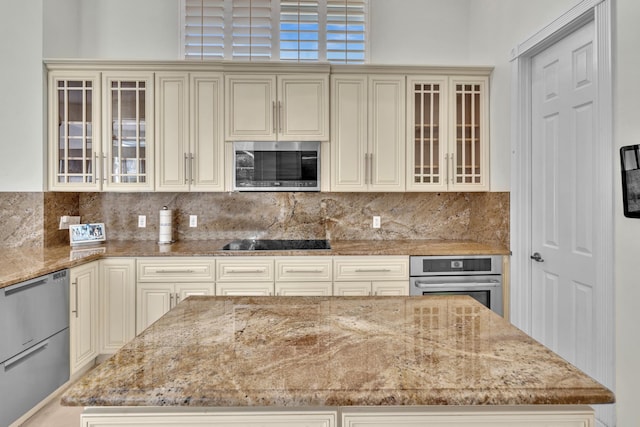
413;280;500;288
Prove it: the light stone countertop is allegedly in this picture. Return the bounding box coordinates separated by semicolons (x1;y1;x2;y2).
0;240;509;289
60;295;614;407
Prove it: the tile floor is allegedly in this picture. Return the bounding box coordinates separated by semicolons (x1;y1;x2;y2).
19;397;82;427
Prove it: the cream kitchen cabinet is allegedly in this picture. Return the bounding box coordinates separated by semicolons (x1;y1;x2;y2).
47;69;155;191
407;75;489;191
333;281;408;296
215;257;275;296
99;258;135;354
136;282;214;333
69;261;99;376
225;74;329;141
155;72;224;191
48;70;102;191
333;256;409;296
341;406;595;427
274;257;333;296
136;258;215;333
330;74;406;191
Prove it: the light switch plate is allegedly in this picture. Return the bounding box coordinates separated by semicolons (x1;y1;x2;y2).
372;216;381;229
189;215;198;228
138;215;146;228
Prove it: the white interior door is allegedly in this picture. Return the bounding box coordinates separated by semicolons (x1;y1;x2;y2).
531;18;602;385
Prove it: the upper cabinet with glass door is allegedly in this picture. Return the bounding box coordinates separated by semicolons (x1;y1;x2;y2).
102;72;154;191
407;75;489;192
47;69;154;191
48;71;101;191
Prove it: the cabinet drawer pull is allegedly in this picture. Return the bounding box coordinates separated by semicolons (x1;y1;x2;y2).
283;268;324;273
4;339;50;370
154;269;196;274
225;268;266;274
354;268;392;273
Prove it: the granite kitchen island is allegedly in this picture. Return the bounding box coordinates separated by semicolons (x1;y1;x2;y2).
61;296;614;426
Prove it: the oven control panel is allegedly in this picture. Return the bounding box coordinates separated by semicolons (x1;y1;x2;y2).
410;255;502;276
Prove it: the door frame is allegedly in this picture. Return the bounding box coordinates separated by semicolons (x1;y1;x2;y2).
509;0;614;393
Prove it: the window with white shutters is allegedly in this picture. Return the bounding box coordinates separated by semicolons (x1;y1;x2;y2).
280;0;319;61
184;0;226;59
232;0;274;60
181;0;367;63
326;0;366;63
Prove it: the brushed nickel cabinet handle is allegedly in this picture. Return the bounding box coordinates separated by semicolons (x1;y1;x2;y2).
283;268;324;273
184;153;189;184
72;279;79;318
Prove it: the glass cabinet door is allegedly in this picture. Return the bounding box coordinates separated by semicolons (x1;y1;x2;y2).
406;76;447;191
103;73;154;190
451;77;488;190
49;73;101;190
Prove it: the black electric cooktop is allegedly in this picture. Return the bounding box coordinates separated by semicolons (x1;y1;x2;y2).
222;239;331;251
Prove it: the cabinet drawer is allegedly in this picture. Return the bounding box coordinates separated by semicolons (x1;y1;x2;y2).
216;257;274;282
333;256;409;281
0;270;69;363
275;282;332;296
275;257;332;282
0;329;69;427
137;258;215;282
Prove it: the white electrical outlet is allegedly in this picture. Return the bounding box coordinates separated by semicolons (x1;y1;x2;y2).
189;215;198;228
138;215;146;228
372;216;381;229
59;215;81;230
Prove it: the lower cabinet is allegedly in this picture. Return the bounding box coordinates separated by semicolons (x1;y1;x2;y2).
333;256;409;296
136;283;214;333
100;258;136;354
216;257;275;296
136;258;216;333
275;281;332;296
333;281;408;296
340;406;595;426
69;262;99;376
275;257;333;296
79;406;594;427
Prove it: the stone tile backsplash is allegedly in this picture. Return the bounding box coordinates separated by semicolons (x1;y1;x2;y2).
78;192;509;246
0;192;509;248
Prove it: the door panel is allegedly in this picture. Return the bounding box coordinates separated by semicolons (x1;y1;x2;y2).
531;21;597;370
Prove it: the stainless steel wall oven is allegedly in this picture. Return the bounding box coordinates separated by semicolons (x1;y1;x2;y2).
410;255;503;316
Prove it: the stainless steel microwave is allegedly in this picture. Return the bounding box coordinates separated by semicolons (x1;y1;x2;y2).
232;141;320;192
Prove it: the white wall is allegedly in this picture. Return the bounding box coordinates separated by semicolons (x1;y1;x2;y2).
614;0;640;425
369;0;471;65
0;0;44;191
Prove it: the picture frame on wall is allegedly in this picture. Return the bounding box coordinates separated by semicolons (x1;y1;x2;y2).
69;223;106;247
620;145;640;218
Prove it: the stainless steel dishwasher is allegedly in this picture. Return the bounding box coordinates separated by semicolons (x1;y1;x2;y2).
0;270;70;427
